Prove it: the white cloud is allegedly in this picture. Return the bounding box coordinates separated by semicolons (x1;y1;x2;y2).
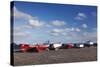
13;31;33;44
14;25;32;31
75;16;83;20
75;28;80;32
83;32;97;42
14;6;44;28
50;27;81;36
75;12;87;20
14;32;26;36
65;27;81;32
92;28;97;32
50;28;67;36
65;27;75;31
78;13;87;18
83;32;97;37
14;31;30;37
51;28;63;33
57;29;96;42
29;19;44;28
50;33;59;36
66;31;97;43
82;24;87;28
62;32;67;36
45;24;52;28
50;28;75;36
51;20;66;26
14;7;33;19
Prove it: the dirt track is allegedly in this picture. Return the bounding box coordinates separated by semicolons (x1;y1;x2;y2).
13;47;97;66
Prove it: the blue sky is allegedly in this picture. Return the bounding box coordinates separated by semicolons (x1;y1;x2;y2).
12;1;97;44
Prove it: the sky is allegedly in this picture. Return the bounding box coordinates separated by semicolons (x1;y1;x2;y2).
12;1;97;44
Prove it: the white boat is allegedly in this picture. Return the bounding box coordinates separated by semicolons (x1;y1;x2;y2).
49;43;62;50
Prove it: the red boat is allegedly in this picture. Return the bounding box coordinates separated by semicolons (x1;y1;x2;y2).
66;43;74;49
19;44;49;52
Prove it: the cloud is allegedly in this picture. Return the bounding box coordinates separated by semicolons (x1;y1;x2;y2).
75;12;87;20
14;25;32;31
75;28;81;32
50;27;81;36
75;16;83;20
83;32;97;37
13;31;33;44
65;27;81;32
29;19;44;28
14;31;31;37
14;7;33;19
65;27;75;31
14;6;44;28
45;24;52;28
78;13;87;18
50;28;66;36
51;28;63;33
50;33;59;36
92;28;97;32
66;30;97;43
83;31;97;42
82;24;87;28
14;32;26;36
51;20;66;26
62;32;67;36
49;27;97;42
